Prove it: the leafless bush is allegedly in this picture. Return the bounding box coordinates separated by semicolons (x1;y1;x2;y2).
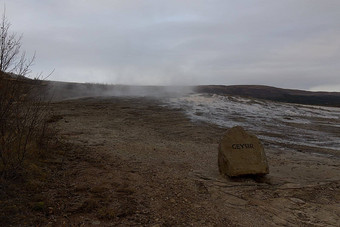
0;10;52;178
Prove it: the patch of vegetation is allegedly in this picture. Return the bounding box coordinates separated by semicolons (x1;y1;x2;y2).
0;9;57;226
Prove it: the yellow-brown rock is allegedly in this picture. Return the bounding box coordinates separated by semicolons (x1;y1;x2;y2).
218;126;269;177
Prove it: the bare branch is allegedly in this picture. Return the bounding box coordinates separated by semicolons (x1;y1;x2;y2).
0;9;34;77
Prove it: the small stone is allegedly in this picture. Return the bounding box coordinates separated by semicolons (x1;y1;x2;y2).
48;207;54;214
218;126;269;177
92;221;101;225
289;197;305;204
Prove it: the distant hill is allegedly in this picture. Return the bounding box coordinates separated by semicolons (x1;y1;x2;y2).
4;73;338;107
194;85;340;107
0;71;44;85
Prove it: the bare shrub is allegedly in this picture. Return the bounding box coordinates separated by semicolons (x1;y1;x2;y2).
0;10;52;178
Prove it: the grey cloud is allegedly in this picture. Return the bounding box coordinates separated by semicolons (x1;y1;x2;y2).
3;0;340;91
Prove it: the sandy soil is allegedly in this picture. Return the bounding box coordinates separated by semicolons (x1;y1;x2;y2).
42;96;340;226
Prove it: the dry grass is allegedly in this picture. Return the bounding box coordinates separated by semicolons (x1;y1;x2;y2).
0;73;59;225
0;73;53;178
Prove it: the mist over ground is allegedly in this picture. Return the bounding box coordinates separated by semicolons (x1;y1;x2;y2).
48;81;194;101
46;81;340;107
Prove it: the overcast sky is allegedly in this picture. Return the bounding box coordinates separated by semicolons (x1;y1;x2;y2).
3;0;340;91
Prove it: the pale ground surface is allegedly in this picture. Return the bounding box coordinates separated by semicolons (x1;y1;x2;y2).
48;96;340;226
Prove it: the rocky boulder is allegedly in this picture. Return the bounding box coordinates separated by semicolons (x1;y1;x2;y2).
218;126;269;177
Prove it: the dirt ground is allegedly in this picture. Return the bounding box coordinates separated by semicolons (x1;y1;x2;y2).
6;96;340;226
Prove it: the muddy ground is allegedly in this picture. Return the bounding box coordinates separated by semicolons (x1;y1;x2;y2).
4;96;340;226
